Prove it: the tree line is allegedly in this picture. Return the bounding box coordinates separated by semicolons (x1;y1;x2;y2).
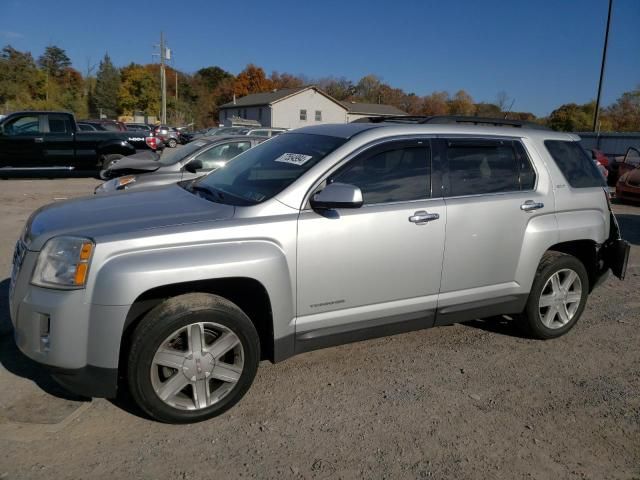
0;44;638;132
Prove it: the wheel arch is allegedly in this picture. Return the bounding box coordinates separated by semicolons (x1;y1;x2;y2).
97;140;136;159
119;277;276;380
546;239;600;292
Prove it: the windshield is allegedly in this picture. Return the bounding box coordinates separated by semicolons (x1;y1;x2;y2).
158;140;210;165
189;133;346;206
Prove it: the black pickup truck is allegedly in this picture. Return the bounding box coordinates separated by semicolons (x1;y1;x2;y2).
0;111;161;176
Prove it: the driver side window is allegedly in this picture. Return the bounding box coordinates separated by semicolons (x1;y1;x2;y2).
329;141;431;205
3;115;40;136
194;141;251;170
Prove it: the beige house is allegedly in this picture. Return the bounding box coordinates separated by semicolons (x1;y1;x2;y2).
219;87;407;128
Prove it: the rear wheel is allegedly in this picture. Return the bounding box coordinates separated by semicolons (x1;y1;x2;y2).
127;293;260;423
519;251;589;339
167;138;177;148
99;154;124;180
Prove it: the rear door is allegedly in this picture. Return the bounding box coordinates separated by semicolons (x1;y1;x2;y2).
436;137;551;320
42;114;77;170
0;114;44;168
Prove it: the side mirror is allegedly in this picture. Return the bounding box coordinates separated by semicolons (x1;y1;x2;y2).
184;158;203;173
310;182;363;210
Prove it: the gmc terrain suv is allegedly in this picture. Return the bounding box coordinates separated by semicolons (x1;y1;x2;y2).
9;116;629;423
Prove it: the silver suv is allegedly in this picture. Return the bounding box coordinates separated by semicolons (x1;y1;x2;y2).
9;117;630;423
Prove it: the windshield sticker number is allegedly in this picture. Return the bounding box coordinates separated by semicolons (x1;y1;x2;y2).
274;153;313;166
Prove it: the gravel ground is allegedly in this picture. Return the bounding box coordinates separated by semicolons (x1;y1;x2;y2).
0;178;639;480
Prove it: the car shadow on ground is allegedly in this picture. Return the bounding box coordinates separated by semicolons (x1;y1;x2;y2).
0;278;88;402
461;315;531;338
616;213;640;246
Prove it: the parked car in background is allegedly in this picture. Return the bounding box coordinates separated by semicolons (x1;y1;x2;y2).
188;127;288;142
582;146;608;181
244;128;287;138
126;123;153;133
0;111;160;176
80;119;127;132
96;136;264;192
77;122;99;131
615;147;640;203
584;148;609;169
153;125;182;148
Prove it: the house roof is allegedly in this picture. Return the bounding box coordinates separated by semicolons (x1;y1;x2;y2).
219;86;350;111
340;101;408;116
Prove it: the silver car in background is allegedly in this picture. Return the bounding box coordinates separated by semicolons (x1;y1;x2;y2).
95;136;265;194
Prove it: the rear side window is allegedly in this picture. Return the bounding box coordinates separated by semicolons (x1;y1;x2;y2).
544;140;605;188
48;115;71;134
445;140;536;196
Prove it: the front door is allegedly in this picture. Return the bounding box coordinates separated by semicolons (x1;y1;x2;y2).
296;139;446;350
0;114;44;169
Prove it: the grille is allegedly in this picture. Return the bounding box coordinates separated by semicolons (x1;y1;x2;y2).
10;240;27;297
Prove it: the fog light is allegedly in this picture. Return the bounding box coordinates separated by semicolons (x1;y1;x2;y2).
38;313;50;352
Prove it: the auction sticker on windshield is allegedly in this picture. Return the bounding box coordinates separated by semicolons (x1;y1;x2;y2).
274;153;313;166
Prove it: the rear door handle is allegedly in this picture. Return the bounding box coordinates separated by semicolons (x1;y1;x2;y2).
520;200;544;212
34;137;44;143
409;211;440;224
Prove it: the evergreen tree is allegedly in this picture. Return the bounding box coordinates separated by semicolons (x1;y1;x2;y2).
92;53;120;117
37;45;71;77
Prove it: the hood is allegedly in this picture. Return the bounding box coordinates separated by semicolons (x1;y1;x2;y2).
24;184;235;251
108;151;161;173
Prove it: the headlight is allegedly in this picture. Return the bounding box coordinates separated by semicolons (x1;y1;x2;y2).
116;175;136;189
32;236;94;289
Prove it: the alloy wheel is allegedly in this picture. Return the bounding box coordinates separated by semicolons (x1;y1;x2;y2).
150;322;244;410
538;268;582;329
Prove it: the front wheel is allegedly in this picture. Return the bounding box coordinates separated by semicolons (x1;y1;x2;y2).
518;251;589;339
167;138;177;148
127;293;260;423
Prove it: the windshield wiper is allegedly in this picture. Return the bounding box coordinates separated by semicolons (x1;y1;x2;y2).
189;183;225;202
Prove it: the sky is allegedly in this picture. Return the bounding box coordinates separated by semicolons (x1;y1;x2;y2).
1;0;638;116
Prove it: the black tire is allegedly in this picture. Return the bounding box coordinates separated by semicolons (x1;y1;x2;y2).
167;138;177;148
98;154;124;180
518;251;589;339
127;293;260;424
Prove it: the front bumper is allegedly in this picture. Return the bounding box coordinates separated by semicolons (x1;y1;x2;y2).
10;250;130;398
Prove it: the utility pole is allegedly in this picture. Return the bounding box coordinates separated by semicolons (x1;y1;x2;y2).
593;0;613;133
160;32;167;125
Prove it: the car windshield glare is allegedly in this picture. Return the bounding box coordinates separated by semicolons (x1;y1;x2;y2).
158;140;210;165
190;133;346;206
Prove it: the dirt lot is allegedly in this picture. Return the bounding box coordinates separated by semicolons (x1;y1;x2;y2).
0;178;638;480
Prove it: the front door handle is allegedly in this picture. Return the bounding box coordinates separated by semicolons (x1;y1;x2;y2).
409;210;440;224
34;137;44;143
520;200;544;212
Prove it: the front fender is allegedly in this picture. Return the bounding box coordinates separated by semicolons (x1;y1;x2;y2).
88;240;295;366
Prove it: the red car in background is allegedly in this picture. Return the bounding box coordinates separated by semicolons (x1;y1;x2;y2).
615;147;640;203
584;148;609;169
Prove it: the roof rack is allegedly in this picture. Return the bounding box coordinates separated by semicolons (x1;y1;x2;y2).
355;115;550;130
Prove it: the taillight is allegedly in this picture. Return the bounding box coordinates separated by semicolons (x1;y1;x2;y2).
146;136;157;150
